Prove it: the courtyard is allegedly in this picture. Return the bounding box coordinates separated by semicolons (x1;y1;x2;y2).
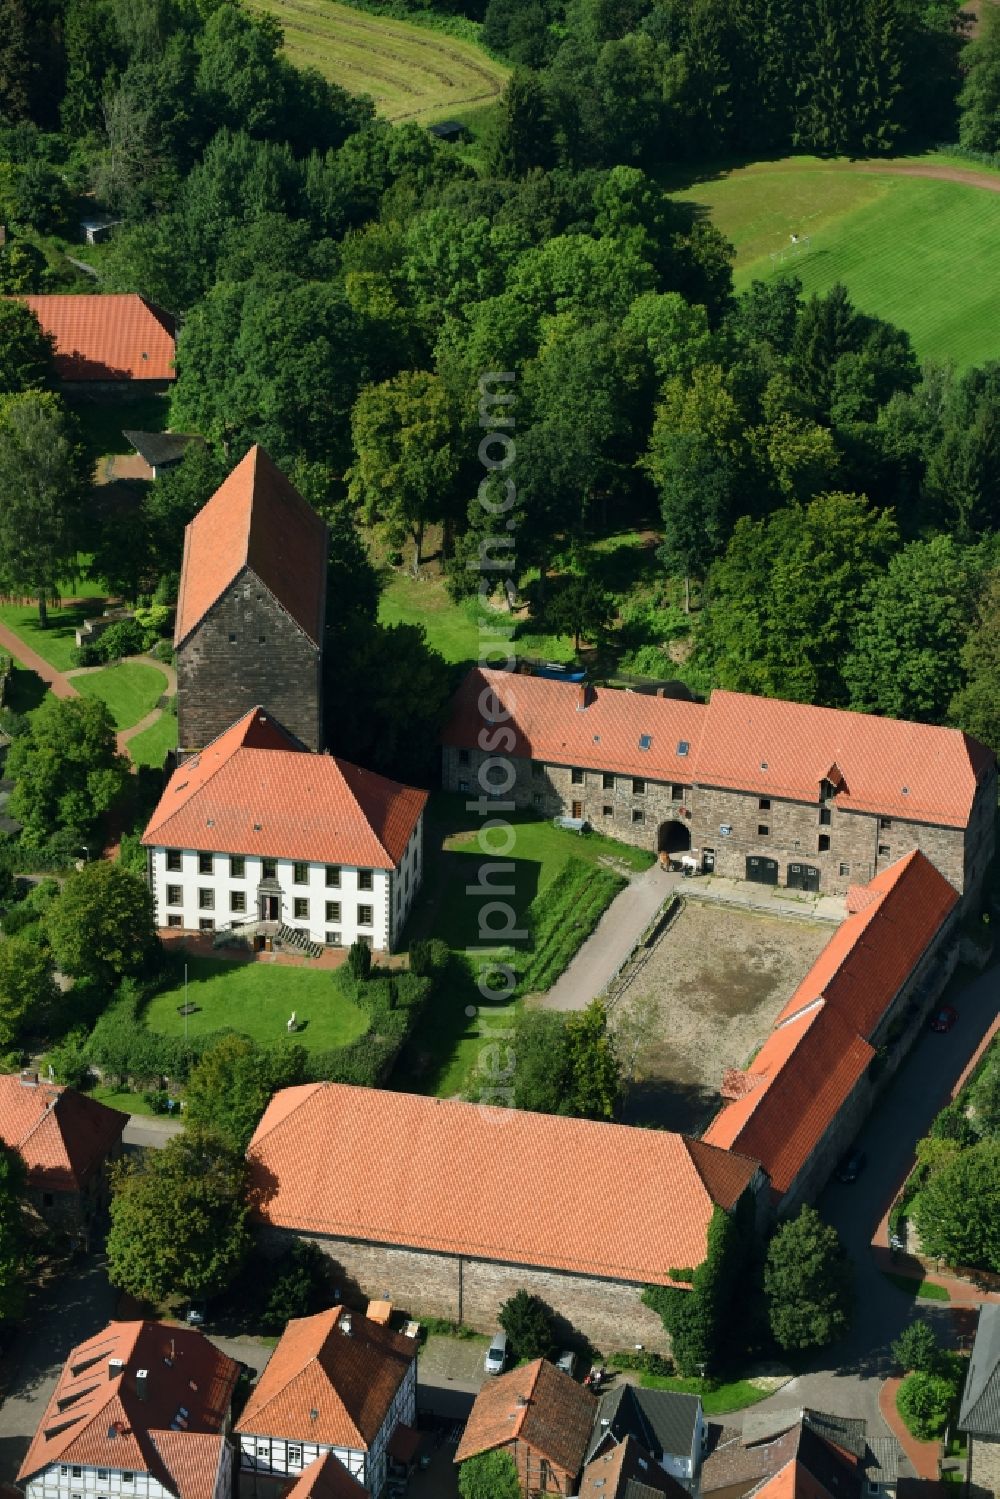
612;898;833;1134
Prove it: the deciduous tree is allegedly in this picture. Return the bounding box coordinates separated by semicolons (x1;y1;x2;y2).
7;697;130;845
0;933;59;1047
764;1205;854;1351
184;1035;306;1153
0;392;89;624
458;1451;521;1499
912;1140;1000;1273
498;1288;556;1359
44;862;156;986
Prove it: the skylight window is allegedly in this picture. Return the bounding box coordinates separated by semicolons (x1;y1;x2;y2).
638;734;652;751
677;741;689;756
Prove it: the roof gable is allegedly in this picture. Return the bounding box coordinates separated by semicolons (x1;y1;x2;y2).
247;1084;759;1287
454;1360;596;1475
283;1453;366;1499
235;1309;415;1450
174;447;327;649
0;1076;126;1193
140;708;427;870
15;295;175;382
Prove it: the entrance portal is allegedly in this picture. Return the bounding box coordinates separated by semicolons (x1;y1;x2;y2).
657;819;692;855
746;855;779;885
786;863;820;893
260;893;280;921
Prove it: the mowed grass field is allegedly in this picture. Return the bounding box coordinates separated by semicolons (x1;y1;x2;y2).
251;0;508;123
75;662;167;730
670;156;1000;368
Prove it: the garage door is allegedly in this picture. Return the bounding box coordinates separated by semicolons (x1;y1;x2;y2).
746;855;779;885
786;863;820;893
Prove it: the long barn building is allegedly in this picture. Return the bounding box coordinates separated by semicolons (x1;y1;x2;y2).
442;669;995;902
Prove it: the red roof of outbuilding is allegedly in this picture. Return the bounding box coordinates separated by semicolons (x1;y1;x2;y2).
18;1321;239;1490
443;673;993;829
246;1083;760;1288
174;446;327;649
283;1454;365;1499
703;851;955;1196
443;668;706;783
775;851;958;1039
454;1359;596;1475
15;295;175;382
141;708;426;869
695;690;991;829
0;1074;126;1194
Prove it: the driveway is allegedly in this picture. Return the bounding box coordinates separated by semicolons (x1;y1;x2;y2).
0;1254;117;1482
122;1114;184;1150
735;958;1000;1437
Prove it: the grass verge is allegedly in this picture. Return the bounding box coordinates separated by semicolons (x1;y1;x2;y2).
881;1270;951;1301
127;711;178;768
145;957;370;1052
75;662;167;730
637;1372;774;1414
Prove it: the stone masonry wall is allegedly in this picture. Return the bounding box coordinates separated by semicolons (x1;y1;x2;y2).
177;568;322;754
443;746;984;900
259;1227;671;1355
969;1435;1000;1499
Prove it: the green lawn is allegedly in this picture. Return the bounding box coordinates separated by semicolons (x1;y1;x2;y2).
89;1084;160;1117
391;795;653;1096
250;0;508;124
636;1372;774;1414
669;155;1000;367
75;662;167;730
0;601;96;673
881;1270;951;1301
145;956;370;1052
128;712;178;768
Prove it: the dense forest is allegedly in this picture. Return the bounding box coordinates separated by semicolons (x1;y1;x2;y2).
1;0;1000;786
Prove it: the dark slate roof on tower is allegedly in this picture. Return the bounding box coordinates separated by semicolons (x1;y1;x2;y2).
960;1305;1000;1435
585;1386;701;1466
174;446;327;649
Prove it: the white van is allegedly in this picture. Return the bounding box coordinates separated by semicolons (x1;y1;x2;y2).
484;1330;509;1375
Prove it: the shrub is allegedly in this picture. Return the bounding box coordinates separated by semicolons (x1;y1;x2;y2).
262;1241;330;1331
151;639;174;664
347;939;373;983
498;1289;556;1361
409;937;449;976
892;1320;941;1374
897;1370;958;1440
45;1031;92;1089
97;618;146;662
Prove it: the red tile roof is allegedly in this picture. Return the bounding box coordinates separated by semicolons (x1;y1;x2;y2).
19;1321;239;1491
0;1075;126;1194
578;1435;687;1499
443;669;705;784
703;1003;874;1197
141;707;427;869
703;851;956;1197
174;446;327;649
443;673;993;829
247;1083;760;1287
775;851;958;1040
283;1453;365;1499
695;690;991;829
15;295;175;382
454;1359;596;1476
235;1308;415;1450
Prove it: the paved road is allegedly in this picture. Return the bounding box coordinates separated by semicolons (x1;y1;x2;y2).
735;956;1000;1438
122;1114;184;1149
538;863;679;1010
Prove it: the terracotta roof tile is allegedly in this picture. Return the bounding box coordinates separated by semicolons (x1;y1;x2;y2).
454;1359;596;1476
579;1435;687;1499
147;1431;225;1499
174;447;326;648
443;675;993;830
19;1321;239;1486
775;851;958;1040
141;707;427;869
283;1453;365;1499
0;1075;126;1194
443;669;706;783
14;295;175;381
247;1084;760;1287
695;690;990;829
235;1308;414;1450
703;1002;874;1196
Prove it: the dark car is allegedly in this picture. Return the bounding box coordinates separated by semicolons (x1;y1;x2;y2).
836;1147;867;1183
930;1004;959;1033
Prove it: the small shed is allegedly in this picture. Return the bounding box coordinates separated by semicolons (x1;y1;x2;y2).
123;430;206;479
428;120;468;142
80;217;123;245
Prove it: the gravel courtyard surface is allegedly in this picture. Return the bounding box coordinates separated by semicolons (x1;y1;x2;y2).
612;899;833;1135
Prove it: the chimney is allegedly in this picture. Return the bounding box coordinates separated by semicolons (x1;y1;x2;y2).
577;682;592;711
19;1069;39;1087
340;1312;352;1337
109;1358;125;1381
135;1370;148;1402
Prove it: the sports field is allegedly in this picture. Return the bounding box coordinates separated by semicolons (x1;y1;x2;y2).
670;156;1000;368
252;0;508;123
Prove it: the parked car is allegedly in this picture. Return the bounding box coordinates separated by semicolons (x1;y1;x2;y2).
484;1330;509;1375
930;1004;959;1033
184;1303;206;1326
555;1349;577;1378
836;1147;867;1183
